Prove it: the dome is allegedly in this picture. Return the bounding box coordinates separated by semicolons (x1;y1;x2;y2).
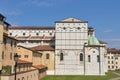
88;36;100;45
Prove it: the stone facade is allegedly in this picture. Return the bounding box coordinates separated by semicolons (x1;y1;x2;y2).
55;18;107;75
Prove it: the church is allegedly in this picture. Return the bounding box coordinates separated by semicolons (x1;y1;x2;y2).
9;17;108;75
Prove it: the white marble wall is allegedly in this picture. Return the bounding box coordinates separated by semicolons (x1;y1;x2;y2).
55;22;88;75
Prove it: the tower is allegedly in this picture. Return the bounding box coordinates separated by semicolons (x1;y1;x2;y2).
55;17;88;75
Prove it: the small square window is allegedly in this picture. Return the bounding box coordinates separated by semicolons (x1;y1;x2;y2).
49;33;52;35
24;55;28;58
93;51;95;53
23;33;25;35
9;33;12;35
36;33;39;36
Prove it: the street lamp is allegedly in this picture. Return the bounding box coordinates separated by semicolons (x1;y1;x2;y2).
14;53;19;80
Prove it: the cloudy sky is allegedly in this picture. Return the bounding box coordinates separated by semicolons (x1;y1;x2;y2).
0;0;120;48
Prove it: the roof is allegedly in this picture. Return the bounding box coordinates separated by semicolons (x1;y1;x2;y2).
99;40;107;44
16;35;55;40
17;59;32;64
107;48;120;53
17;45;42;54
3;32;18;41
55;17;88;23
9;26;55;30
30;45;55;51
0;13;5;18
88;36;100;45
88;27;94;32
32;64;47;69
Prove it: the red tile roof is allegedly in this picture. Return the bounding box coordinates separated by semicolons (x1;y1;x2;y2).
17;45;42;54
32;64;47;69
16;36;55;40
17;59;32;64
3;32;18;41
30;45;55;51
107;48;120;53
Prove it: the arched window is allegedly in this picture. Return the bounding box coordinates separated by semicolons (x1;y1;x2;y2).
97;55;100;62
88;55;91;62
60;53;64;61
80;53;83;61
46;53;49;59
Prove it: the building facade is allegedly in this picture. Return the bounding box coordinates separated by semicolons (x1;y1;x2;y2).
107;48;120;70
0;13;47;80
55;18;107;75
9;17;107;75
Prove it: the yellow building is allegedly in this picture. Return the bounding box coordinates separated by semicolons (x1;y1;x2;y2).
30;45;55;75
0;13;4;75
0;13;47;80
17;45;42;65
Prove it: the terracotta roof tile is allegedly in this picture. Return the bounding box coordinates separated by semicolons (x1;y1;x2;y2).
107;48;120;53
3;32;18;41
30;45;55;51
32;64;47;69
17;59;32;64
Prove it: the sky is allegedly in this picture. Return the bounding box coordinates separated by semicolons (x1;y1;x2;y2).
0;0;120;48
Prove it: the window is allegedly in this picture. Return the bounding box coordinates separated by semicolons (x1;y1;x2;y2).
97;55;100;62
22;77;25;80
80;53;83;61
19;55;21;58
10;52;12;60
108;66;110;68
60;53;64;61
112;66;114;69
24;55;28;58
108;61;110;64
46;53;49;59
77;27;80;30
49;33;52;35
108;56;110;59
11;40;13;47
23;65;25;71
116;66;118;69
14;41;17;47
23;33;25;35
36;33;39;36
112;61;114;64
88;55;91;62
2;51;4;59
115;57;118;60
9;33;12;35
63;27;66;30
116;62;118;64
18;78;20;80
111;56;114;59
3;37;7;45
18;65;21;72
